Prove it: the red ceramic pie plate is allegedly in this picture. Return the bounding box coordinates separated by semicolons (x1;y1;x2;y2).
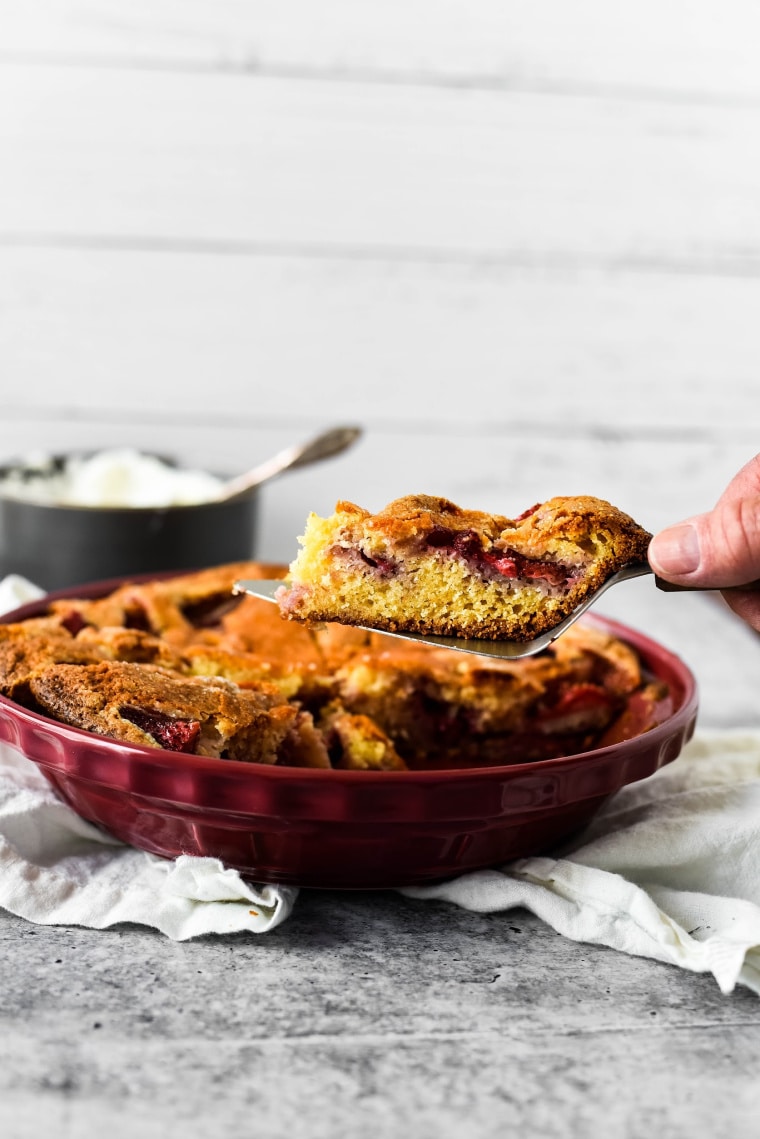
0;580;698;889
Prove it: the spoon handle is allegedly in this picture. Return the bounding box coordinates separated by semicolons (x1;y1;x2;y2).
218;426;362;501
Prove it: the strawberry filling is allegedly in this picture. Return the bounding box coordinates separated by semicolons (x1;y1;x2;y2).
596;683;674;745
60;609;89;636
425;528;570;588
535;684;617;734
513;503;542;522
120;706;201;752
358;549;396;577
181;592;243;628
123;601;153;632
328;544;398;577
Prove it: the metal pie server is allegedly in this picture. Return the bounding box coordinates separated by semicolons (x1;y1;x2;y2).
234;563;717;661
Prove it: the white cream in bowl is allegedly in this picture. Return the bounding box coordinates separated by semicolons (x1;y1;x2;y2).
0;449;225;509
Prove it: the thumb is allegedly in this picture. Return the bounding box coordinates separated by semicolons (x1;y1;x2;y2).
648;495;760;588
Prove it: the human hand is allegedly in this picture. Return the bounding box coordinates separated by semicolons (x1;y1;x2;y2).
648;452;760;632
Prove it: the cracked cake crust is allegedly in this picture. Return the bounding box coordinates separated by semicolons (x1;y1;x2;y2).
279;494;653;641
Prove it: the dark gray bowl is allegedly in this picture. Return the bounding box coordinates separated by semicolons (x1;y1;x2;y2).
0;458;258;591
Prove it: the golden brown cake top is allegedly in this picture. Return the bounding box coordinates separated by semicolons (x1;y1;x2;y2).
333;493;651;556
334;495;511;542
30;659;284;721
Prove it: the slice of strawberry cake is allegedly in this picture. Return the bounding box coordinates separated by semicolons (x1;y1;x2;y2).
279;494;652;642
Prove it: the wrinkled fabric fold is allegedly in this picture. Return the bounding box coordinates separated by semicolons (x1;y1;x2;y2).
403;730;760;996
0;744;297;939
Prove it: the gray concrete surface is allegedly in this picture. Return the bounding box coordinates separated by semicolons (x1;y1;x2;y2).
2;891;759;1139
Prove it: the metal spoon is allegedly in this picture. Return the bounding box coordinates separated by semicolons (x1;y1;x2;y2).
214;426;362;502
234;564;723;661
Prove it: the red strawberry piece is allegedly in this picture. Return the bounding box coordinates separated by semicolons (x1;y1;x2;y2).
60;610;88;636
119;706;201;752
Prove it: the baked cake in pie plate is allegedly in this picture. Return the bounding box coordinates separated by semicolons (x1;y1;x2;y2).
0;563;697;888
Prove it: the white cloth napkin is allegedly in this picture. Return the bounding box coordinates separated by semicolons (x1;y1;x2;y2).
0;743;297;937
404;729;760;996
2;575;760;993
0;573;46;611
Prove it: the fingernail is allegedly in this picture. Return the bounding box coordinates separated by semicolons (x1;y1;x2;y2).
649;524;701;575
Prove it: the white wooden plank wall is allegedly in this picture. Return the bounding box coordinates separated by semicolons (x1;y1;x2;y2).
0;0;758;571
